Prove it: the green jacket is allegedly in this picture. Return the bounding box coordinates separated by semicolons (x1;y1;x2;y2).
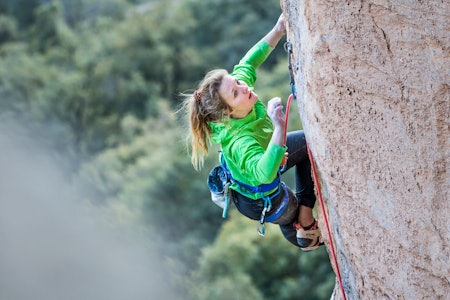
209;40;287;200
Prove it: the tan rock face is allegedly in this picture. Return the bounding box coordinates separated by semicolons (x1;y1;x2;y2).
281;1;449;299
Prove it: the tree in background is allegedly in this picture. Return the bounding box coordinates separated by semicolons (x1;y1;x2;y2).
191;211;335;300
0;0;334;298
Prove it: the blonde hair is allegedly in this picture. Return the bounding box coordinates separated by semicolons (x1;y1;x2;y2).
182;69;230;170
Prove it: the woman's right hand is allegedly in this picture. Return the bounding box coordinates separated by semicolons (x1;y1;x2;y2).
267;97;286;129
267;97;287;147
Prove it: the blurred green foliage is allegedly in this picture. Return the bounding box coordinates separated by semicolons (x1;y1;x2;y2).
0;0;335;298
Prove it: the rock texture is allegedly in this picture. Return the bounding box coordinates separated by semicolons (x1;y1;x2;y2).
281;1;449;299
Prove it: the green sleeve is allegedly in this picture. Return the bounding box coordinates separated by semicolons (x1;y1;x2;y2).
227;136;286;187
231;40;274;88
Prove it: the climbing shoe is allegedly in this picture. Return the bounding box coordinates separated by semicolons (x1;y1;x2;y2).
294;220;323;251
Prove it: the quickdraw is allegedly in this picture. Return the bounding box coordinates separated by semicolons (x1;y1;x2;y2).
280;42;297;169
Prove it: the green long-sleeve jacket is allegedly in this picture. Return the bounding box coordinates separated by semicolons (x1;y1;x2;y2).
208;40;287;200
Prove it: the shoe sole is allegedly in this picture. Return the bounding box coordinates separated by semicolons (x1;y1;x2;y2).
300;241;324;251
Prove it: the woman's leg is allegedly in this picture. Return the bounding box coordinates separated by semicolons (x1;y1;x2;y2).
282;130;316;227
279;222;300;247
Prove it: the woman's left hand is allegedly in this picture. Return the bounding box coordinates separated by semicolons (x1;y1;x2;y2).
275;14;286;36
264;14;286;48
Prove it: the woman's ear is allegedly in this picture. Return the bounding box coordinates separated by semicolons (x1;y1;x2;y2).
224;108;233;115
223;105;234;115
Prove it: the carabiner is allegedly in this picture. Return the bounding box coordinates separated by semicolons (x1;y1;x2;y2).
257;206;268;237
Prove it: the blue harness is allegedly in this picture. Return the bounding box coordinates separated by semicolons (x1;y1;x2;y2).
220;153;289;236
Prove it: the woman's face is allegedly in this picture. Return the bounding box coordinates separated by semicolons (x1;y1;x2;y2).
218;75;258;119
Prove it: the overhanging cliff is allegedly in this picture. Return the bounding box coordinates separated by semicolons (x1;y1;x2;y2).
281;1;449;299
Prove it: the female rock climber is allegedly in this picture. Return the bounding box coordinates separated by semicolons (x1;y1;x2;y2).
183;14;322;251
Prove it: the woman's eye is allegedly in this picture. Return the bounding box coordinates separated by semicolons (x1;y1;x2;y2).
237;80;241;85
234;91;238;97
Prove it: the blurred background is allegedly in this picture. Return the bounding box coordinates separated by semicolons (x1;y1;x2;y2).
0;0;334;299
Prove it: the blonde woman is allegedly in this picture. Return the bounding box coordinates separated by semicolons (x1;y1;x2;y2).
184;14;321;251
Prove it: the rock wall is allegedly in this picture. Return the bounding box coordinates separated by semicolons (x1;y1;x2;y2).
281;1;449;299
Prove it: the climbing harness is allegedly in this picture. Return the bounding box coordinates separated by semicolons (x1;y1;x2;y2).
219;153;289;236
284;41;347;300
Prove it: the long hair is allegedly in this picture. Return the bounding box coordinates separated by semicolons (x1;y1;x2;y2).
181;69;230;170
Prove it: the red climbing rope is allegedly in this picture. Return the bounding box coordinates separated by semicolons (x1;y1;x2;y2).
281;93;294;168
283;40;346;299
282;92;346;299
306;142;347;300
